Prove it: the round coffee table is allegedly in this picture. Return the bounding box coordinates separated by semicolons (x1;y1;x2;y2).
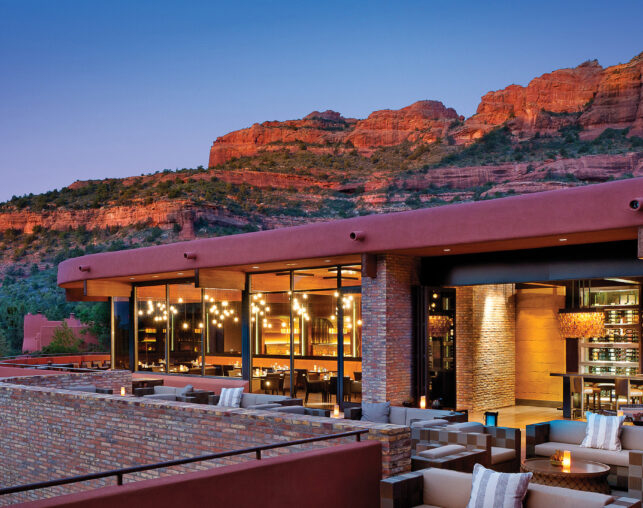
521;458;610;494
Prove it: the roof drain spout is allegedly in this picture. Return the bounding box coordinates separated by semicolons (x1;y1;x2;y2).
349;231;365;242
78;265;90;272
184;252;197;260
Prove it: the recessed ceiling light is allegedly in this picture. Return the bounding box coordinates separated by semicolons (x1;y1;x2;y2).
152;275;159;278
286;263;297;266
129;277;135;280
177;272;184;275
443;248;451;252
559;238;568;242
252;266;260;269
324;259;332;263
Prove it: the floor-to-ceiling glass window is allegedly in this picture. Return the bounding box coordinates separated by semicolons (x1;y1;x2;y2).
135;285;167;371
203;288;243;377
112;297;131;370
249;265;362;408
168;284;203;373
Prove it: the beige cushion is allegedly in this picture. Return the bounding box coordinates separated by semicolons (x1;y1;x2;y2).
422;468;472;508
444;421;485;433
490;446;516;465
418;444;466;459
525;482;614;508
412;419;449;429
621;425;643;451
534;442;630;467
548;420;586;445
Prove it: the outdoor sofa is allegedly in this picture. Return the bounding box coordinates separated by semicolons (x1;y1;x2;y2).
344;404;467;426
135;385;212;403
207;392;302;409
527;419;643;498
380;467;641;508
412;421;521;473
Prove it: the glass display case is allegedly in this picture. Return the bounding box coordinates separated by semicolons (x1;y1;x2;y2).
580;286;641;375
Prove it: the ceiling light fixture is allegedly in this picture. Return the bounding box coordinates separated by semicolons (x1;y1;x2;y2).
559;238;568;242
443;248;451;252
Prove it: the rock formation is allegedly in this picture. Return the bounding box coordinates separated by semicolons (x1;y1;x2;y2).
209;52;643;165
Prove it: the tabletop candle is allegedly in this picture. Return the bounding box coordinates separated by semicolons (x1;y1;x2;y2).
562;450;571;470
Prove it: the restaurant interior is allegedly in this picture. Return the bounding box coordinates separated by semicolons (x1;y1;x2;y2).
113;264;363;408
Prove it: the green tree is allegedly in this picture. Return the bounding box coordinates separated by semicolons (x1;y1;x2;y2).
0;329;11;358
42;322;83;354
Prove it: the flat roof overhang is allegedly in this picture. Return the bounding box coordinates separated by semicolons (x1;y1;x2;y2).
58;178;643;298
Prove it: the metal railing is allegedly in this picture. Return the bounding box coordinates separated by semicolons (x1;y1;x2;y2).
0;429;368;496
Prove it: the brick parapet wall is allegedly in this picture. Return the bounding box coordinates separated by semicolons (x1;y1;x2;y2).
362;254;419;405
456;284;516;412
0;370;132;395
0;376;409;505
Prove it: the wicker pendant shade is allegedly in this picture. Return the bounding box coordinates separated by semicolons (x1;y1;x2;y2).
428;315;453;336
558;309;605;339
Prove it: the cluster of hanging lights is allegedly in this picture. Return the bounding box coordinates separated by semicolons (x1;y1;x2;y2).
206;294;237;328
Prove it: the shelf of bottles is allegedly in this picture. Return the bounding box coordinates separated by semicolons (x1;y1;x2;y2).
580;286;641;376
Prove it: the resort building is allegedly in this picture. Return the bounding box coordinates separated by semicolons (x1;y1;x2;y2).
57;178;643;416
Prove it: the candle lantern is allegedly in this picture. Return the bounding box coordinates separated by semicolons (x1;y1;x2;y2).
120;386;126;396
333;404;340;418
562;450;571;470
420;396;427;409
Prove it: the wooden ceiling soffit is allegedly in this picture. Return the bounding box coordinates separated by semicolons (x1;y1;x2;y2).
196;268;245;290
83;280;132;298
66;288;108;302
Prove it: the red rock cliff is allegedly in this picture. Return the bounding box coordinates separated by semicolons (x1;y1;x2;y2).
209;100;459;166
209;52;643;165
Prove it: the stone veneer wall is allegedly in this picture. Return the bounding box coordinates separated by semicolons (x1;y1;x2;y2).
515;286;565;404
456;284;516;412
0;376;409;505
362;254;420;405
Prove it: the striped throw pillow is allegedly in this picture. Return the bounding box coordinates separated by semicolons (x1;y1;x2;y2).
581;412;625;451
217;387;244;408
466;464;531;508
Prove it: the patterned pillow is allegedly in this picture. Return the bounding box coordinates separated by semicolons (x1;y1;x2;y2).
466;463;532;508
217;387;244;408
581;412;625;451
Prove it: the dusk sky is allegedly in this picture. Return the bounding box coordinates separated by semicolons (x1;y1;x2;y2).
0;0;641;202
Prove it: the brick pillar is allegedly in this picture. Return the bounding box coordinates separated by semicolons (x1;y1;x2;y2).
456;284;516;412
362;254;420;405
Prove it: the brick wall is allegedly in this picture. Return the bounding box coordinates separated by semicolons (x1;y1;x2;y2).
362;254;420;405
1;369;132;395
456;284;516;412
515;287;565;404
0;375;409;505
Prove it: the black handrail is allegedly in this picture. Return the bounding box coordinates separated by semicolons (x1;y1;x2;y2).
0;429;368;495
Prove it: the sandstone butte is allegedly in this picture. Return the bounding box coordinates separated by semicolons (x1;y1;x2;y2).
209;51;643;166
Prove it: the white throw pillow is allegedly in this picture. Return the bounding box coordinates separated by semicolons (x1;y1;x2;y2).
466;463;532;508
581;412;625;451
218;387;244;408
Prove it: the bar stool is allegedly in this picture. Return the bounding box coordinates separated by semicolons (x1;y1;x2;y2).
597;382;616;410
584;383;601;411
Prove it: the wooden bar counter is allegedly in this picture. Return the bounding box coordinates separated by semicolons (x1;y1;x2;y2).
551;372;643;418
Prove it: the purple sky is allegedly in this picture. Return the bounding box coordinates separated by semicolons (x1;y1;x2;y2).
0;0;641;202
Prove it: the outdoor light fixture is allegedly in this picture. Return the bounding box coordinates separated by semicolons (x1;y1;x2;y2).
557;309;604;339
428;315;452;336
420;395;426;409
120;387;126;396
484;411;498;427
333;404;341;418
